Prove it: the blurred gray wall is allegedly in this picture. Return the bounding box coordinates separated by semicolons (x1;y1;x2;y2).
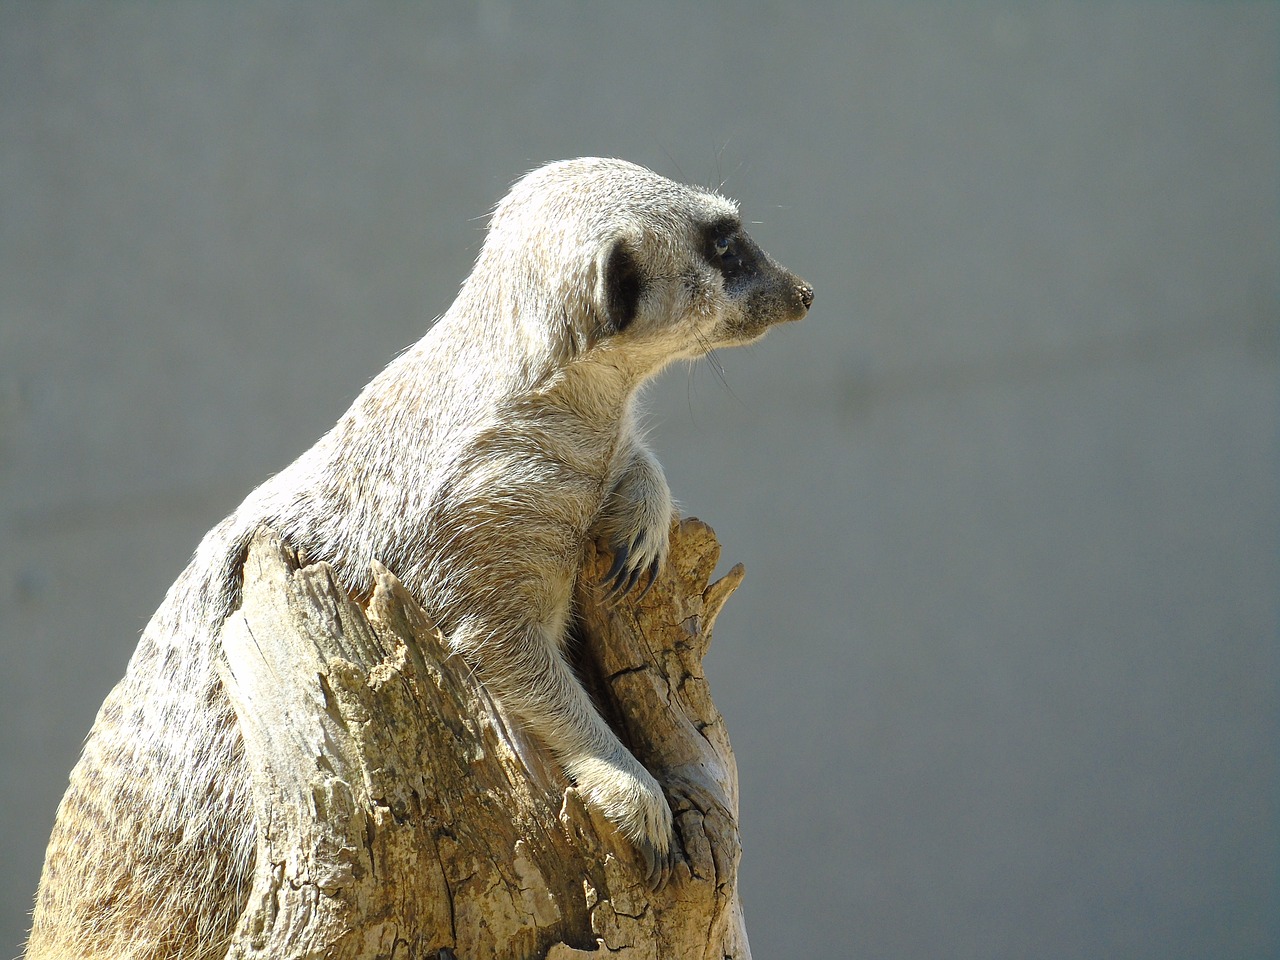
2;4;1276;957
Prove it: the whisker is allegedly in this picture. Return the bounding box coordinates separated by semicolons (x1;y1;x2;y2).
657;143;686;184
692;330;738;402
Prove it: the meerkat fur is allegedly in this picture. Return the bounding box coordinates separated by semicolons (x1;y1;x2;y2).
26;157;812;960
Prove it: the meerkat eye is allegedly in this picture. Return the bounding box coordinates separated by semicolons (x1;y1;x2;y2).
713;233;741;265
703;219;755;281
711;232;743;274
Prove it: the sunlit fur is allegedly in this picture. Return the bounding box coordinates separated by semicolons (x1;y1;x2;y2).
26;158;810;959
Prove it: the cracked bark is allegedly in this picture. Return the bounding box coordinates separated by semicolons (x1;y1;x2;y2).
217;518;751;960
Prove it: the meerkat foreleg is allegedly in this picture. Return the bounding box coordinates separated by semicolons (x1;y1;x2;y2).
596;443;674;600
451;616;676;886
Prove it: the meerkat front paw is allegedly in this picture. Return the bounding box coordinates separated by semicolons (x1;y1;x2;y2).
566;752;679;889
602;520;669;601
597;453;673;602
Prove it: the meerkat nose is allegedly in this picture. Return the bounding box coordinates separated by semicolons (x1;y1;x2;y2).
797;283;814;312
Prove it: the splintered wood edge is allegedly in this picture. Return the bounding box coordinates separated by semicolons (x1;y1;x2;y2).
702;562;745;637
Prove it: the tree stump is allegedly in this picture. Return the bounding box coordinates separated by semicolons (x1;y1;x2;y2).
215;517;750;959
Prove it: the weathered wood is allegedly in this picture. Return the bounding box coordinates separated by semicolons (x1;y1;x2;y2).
217;518;750;959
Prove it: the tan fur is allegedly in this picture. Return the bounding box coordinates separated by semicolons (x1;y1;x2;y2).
26;158;811;959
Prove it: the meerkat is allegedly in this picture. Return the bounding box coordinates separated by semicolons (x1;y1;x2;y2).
26;157;812;960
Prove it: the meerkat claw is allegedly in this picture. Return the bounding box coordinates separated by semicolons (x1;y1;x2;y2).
635;557;661;601
621;557;646;596
603;539;657;602
636;835;672;891
604;544;630;593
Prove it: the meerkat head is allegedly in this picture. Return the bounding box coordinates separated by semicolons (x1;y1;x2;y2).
476;158;812;377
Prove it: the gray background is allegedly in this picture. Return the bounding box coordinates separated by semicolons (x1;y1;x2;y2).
2;3;1276;958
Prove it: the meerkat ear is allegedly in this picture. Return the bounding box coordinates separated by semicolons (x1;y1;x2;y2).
597;236;644;334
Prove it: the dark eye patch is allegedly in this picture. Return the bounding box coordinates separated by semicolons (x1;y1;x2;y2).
702;218;739;258
702;218;755;282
